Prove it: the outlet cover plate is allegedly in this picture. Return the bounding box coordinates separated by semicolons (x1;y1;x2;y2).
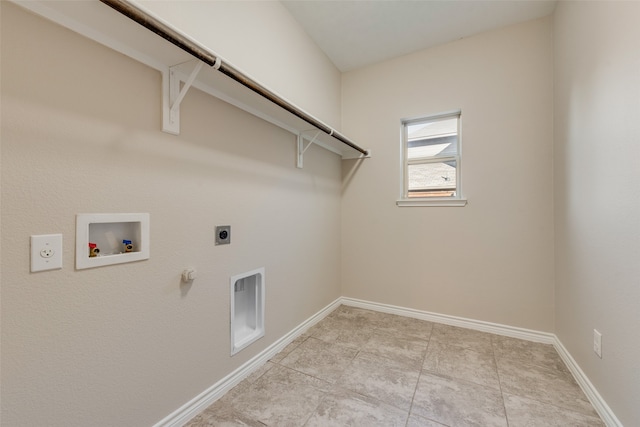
593;329;602;358
215;225;231;245
31;234;63;272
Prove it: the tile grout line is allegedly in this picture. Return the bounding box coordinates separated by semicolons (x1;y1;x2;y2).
492;334;512;427
287;312;373;426
493;338;606;423
405;322;436;427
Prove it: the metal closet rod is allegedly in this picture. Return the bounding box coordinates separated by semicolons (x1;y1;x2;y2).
100;0;368;156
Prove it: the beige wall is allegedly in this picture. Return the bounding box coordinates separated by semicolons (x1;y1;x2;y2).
554;2;640;425
341;17;555;331
0;3;342;426
4;1;639;425
131;0;342;129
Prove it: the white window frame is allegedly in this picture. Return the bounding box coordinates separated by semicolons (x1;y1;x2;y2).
397;110;467;207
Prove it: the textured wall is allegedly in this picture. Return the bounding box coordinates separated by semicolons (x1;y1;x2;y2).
341;17;555;331
0;3;342;425
553;2;640;425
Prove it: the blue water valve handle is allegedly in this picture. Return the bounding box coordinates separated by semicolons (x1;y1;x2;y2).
123;239;133;252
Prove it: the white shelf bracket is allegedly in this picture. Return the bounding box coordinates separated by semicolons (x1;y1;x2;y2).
297;130;322;169
162;61;204;135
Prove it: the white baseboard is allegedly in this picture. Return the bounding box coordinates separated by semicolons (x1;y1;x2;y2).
154;296;621;427
340;297;556;344
553;338;623;427
152;298;342;427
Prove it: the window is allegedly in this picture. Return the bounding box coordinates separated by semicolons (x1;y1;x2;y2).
398;110;466;207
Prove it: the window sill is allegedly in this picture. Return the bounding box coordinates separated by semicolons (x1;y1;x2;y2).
396;198;467;207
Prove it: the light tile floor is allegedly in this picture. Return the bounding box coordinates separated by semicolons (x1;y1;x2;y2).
186;306;605;427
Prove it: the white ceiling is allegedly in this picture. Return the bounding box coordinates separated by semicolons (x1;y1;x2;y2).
281;0;557;72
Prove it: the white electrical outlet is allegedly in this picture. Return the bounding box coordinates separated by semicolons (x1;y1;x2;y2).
593;329;602;358
31;234;63;272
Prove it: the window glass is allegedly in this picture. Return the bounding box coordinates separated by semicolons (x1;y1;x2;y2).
402;112;461;200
